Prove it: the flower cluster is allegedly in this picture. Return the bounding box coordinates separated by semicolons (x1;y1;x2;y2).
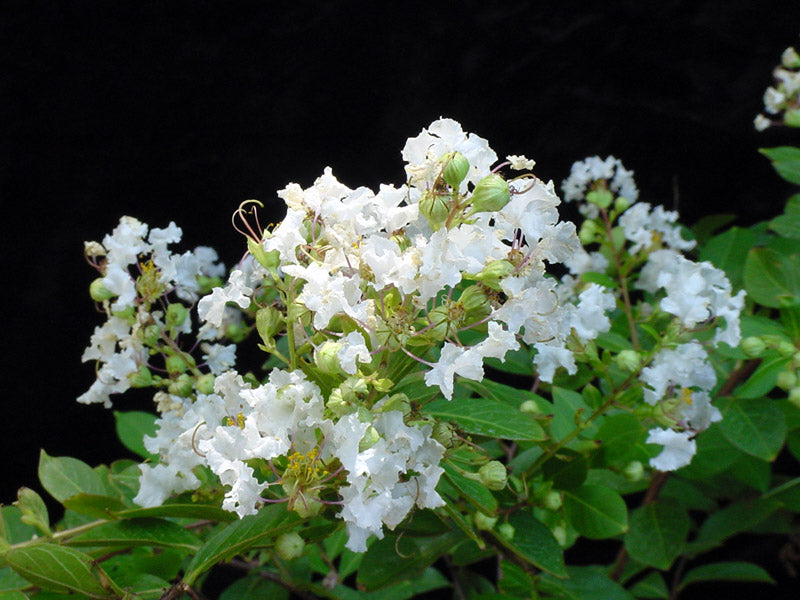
755;45;800;130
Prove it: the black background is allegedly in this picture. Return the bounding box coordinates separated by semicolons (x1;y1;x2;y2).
3;1;800;598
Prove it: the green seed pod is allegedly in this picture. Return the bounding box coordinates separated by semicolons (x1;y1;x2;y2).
89;278;115;302
440;151;470;188
432;421;458;448
419;190;451;230
471;174;510;213
478;460;507;491
275;532;306;561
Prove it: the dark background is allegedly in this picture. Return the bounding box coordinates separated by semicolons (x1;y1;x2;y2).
3;1;800;598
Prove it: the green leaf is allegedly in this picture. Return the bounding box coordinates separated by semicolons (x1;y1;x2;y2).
564;485;628;539
484;345;534;376
110;503;237;522
677;425;743;479
581;272;618;289
6;544;117;598
0;566;30;593
357;531;463;591
718;398;787;461
13;489;50;537
723;453;771;491
763;477;800;510
498;560;535;597
68;518;201;552
37;451;106;503
628;571;669;599
502;509;566;577
426;395;545;441
540;566;635;600
0;508;37;546
679;561;775;590
220;575;288;600
0;591;30;600
441;462;497;515
699;227;757;290
624;499;689;569
551;387;597;441
595;332;633;352
761;146;800;184
541;450;588;490
106;572;170;600
692;214;736;245
694;498;777;547
113;411;158;459
183;503;299;584
744;247;800;308
771;213;800;240
62;493;128;519
595;414;648;465
733;354;791;399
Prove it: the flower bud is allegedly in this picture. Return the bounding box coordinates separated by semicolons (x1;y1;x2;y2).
784;109;800;128
314;340;343;375
586;189;613;209
129;366;154;388
474;259;514;290
614;196;631;212
89;278;115;302
471;174;510;213
552;524;568;547
614;349;642;373
379;393;411;415
622;460;645;482
358;425;380;452
473;511;498;531
432;421;458;448
777;370;798;391
275;532;305;561
256;306;284;346
440;151;470;188
497;522;515;541
195;373;215;395
741;336;767;358
143;324;160;347
478;461;507;491
168;374;194;397
782;46;800;68
542;490;563;511
166;354;189;375
777;341;797;357
166;303;188;330
520;399;542;415
419;190;451;230
789;387;800;409
578;220;598;245
459;285;490;314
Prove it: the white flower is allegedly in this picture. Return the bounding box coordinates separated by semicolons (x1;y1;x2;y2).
639;342;716;405
646;428;696;471
561;156;639;205
506;155;536;170
424;343;484;400
201;343;237;375
754;114;772;131
533;343;576;382
338;332;372;375
764;86;786;114
197;268;254;327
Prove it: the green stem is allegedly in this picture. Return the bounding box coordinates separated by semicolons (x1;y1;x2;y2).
600;209;640;350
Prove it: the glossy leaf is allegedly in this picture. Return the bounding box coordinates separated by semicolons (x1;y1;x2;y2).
38;451;106;503
62;493;127;519
540;566;635;600
68;518;201;551
426;395;545;441
718;398;786;461
113;411;158;459
624;500;689;569
699;226;757;290
564;485;628;539
111;503;237;522
628;571;669;599
441;463;497;515
679;561;775;590
732;354;791;399
743;247;800;308
501;509;566;577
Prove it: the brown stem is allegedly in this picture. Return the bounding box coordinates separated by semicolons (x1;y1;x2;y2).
717;359;760;397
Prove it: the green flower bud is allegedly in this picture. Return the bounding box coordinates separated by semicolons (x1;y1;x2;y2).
782;46;800;68
622;460;645;482
314;340;343;375
129;366;154;388
789;387;800;409
195;373;215;395
143;324;160;347
777;370;798;391
166;303;189;330
793;351;800;369
419;190;451;230
520;399;542;415
578;220;598;245
614;349;642;373
380;393;411;415
432;421;458;449
256;306;284;346
275;532;305;561
166;354;189;375
168;374;194;397
552;524;568;547
614;196;631;212
741;336;767;358
471;174;510;213
478;461;507;491
777;341;797;357
358;425;380;452
459;285;490;313
89;277;115;302
440;151;470;188
326;388;350;417
497;522;515;541
542;490;563;511
474;259;515;290
784;109;800;128
473;511;498;531
586;189;613;209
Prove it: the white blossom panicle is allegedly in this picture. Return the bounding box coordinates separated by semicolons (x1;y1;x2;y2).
619;203;695;254
646;428;696;471
561;155;639;217
755;46;800;130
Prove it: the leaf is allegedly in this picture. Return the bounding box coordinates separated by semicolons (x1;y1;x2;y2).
733;354;791;399
679;561;775;590
628;571;669;599
6;544;117;598
219;575;288;600
595;332;633;352
111;503;237;522
551;387;597;441
484;345;534;376
699;227;757;290
564;485;628;539
183;503;299;584
357;531;462;591
37;451;106;503
694;498;777;548
743;247;800;308
677;425;743;479
13;488;50;537
541;450;588;491
426;395;545;441
0;591;30;600
624;499;689;570
718;398;786;461
595;414;648;465
499;560;535;597
68;518;201;552
113;411;158;459
723;453;771;492
540;566;635;600
0;508;37;546
761;146;800;184
107;572;170;600
692;213;736;245
441;462;497;515
762;477;800;510
62;494;128;519
501;509;566;577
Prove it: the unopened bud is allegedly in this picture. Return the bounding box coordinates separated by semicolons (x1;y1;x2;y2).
459;285;490;313
419;190;451;230
542;490;563;511
614;196;631;212
789;387;800;409
471;174;510;213
166;354;189;375
777;341;796;357
478;461;507;491
432;421;458;448
166;303;188;330
275;532;305;561
473;511;498;531
777;370;798;391
741;336;767;358
552;524;568;547
622;460;645;482
168;374;194;397
129;366;154;388
89;278;115;302
520;399;542;414
195;373;215;395
474;259;514;289
615;349;642;373
578;220;598;245
497;522;515;541
314;340;343;375
586;189;613;209
440;151;470;188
